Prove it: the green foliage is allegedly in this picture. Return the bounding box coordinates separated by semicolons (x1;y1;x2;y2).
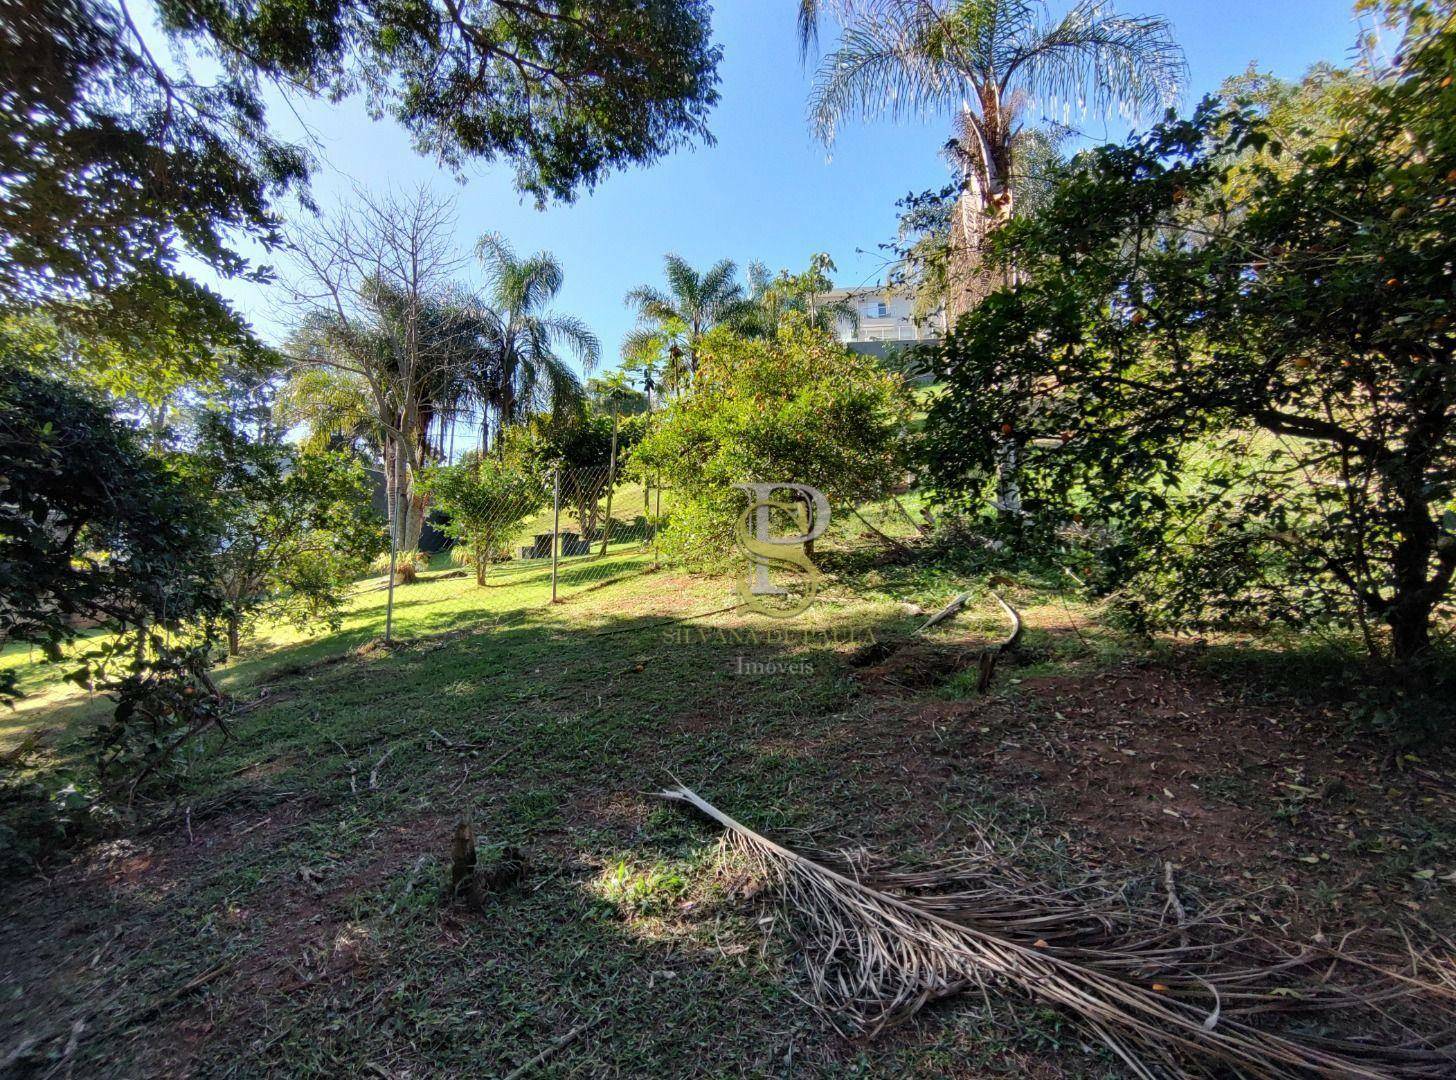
587;371;649;416
0;363;223;698
80;635;230;798
188;418;383;648
3;0;719;382
806;0;1185;144
470;232;597;432
198;0;725;205
924;14;1456;666
0;738;106;874
634;318;913;566
805;0;1184;315
495;406;643;539
623;255;753;383
0;0;302;379
420;456;547;584
743;253;859;337
277;366;381;457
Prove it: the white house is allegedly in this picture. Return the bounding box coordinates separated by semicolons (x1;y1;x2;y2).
818;287;946;356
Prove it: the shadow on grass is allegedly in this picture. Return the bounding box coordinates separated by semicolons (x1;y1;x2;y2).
0;581;1104;1076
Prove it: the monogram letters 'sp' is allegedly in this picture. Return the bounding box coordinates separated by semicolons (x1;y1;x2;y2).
733;483;830;618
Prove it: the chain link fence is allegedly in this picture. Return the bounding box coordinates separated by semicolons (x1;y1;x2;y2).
440;464;666;602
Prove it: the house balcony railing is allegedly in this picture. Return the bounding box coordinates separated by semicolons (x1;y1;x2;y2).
843;322;942;343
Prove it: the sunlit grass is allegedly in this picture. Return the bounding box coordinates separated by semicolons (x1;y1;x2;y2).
0;541;665;750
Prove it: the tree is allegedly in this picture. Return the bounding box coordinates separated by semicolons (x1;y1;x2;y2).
923;9;1456;668
744;254;860;337
624;255;753;379
803;0;1185;317
587;371;650;417
498;408;632;541
2;0;721;377
286;190;477;551
634;317;912;566
620;316;691;402
887;127;1066;319
0;361;223;699
420;456;547;585
468;234;599;447
0;0;304;382
188;418;382;653
276;366;382;457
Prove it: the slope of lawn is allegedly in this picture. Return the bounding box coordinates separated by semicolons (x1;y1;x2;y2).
0;541;660;754
2;540;1454;1077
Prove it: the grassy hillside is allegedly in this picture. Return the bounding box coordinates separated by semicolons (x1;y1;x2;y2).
2;547;1453;1077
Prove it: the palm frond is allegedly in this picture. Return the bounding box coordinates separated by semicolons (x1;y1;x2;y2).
541;312;601;373
798;0;822;59
698;258;742;306
516;252;566;313
809;15;969;145
662;253;702;307
474;231;516;286
1000;0;1186;124
660;785;1456;1077
620;325;665;364
624;284;674;319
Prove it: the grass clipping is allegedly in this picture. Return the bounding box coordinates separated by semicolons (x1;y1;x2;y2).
658;785;1456;1078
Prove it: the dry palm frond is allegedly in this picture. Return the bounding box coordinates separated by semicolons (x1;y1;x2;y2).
658;785;1456;1078
372;547;431;583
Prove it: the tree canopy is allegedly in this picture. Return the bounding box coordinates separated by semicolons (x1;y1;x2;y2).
635;317;912;566
923;14;1456;665
2;0;721;383
0;361;223;695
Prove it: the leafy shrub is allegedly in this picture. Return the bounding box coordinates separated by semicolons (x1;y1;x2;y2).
188;416;383;652
0;740;108;875
71;636;229;800
420;455;547;585
633;316;913;568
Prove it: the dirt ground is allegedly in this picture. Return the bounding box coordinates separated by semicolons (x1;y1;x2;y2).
852;646;1456;936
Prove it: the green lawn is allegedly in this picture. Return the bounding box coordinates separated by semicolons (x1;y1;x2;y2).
2;538;1450;1077
0;539;662;753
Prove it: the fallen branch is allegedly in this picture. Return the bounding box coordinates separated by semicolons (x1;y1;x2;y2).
849;508;916;557
501;1017;598;1080
368;746;396;791
891;495;932;535
916;593;968;635
657;784;1456;1078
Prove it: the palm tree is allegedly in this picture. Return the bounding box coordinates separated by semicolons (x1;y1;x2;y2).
623;255;753;379
276;365;381;457
745;253;861;337
470;233;599;449
288;278;480;549
802;0;1185;314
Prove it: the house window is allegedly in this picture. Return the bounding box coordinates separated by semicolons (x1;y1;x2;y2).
869;301;887;318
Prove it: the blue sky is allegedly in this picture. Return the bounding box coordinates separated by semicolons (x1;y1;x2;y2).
209;0;1366;374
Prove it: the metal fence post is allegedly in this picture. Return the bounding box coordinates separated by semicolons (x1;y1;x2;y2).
384;518;398;644
551;466;561;603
